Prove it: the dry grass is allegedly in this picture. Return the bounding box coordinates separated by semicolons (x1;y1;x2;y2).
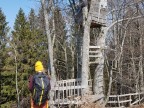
79;102;104;108
79;104;144;108
129;104;144;108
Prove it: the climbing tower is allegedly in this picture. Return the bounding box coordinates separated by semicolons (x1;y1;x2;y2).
51;1;144;107
78;0;108;101
51;0;108;106
87;0;107;102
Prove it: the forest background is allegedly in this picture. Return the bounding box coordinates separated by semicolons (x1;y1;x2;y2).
0;0;144;107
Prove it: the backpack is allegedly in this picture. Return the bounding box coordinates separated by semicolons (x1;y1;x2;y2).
32;73;50;105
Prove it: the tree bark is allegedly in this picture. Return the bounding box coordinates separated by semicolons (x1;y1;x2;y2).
93;27;106;102
41;0;56;107
14;47;20;108
81;5;91;94
76;27;82;78
139;32;143;91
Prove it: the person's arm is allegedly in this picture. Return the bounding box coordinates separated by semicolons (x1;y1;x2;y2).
28;75;33;92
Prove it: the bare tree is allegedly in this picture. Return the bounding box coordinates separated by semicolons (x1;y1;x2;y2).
105;0;144;97
41;0;56;107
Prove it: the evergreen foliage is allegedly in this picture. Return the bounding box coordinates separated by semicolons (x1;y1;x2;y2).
1;8;49;107
0;8;9;71
0;8;12;107
11;8;31;100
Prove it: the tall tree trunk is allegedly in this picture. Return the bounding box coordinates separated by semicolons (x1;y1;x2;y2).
81;5;91;94
70;45;75;78
41;0;56;107
76;27;82;78
64;48;69;79
14;48;20;108
139;33;143;91
93;27;106;102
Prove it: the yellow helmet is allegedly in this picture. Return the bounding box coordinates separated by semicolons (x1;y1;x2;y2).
35;61;44;72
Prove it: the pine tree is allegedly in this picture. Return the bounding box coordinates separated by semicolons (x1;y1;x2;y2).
0;8;49;107
0;8;9;71
11;8;32;104
0;8;15;107
3;8;49;107
28;8;48;70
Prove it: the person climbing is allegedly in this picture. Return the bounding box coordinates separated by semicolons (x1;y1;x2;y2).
28;61;51;108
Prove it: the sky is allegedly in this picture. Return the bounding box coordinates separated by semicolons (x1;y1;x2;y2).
0;0;40;30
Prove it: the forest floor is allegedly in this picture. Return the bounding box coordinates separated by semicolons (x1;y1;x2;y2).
79;104;144;108
129;104;144;108
12;97;144;108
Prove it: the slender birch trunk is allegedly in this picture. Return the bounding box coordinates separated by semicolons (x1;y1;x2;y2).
64;48;69;79
41;0;56;107
14;48;20;108
70;45;75;78
139;33;143;91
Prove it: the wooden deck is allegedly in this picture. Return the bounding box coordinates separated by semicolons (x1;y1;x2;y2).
51;78;144;107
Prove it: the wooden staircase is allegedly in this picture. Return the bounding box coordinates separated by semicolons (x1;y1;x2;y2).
89;46;101;64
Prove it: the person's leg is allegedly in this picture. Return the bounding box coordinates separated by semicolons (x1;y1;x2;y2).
46;101;48;108
31;99;48;108
30;98;34;108
31;98;40;108
42;100;48;108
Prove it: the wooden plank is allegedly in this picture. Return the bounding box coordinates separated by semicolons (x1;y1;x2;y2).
89;51;99;54
119;99;132;103
89;61;99;64
117;95;120;107
130;95;131;105
131;97;144;105
52;100;83;105
109;92;144;98
107;99;132;104
54;85;84;90
89;46;101;49
89;55;101;58
107;101;119;103
57;78;82;83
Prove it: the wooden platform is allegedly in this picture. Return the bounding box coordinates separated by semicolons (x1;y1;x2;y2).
51;78;144;107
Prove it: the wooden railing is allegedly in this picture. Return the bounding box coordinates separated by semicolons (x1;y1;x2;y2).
51;78;144;107
107;92;144;107
52;78;92;105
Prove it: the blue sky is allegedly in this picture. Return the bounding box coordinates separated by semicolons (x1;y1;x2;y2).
0;0;40;30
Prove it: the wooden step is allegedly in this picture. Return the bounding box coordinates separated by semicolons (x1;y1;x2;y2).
89;61;99;64
89;46;101;49
89;55;102;58
89;51;99;54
